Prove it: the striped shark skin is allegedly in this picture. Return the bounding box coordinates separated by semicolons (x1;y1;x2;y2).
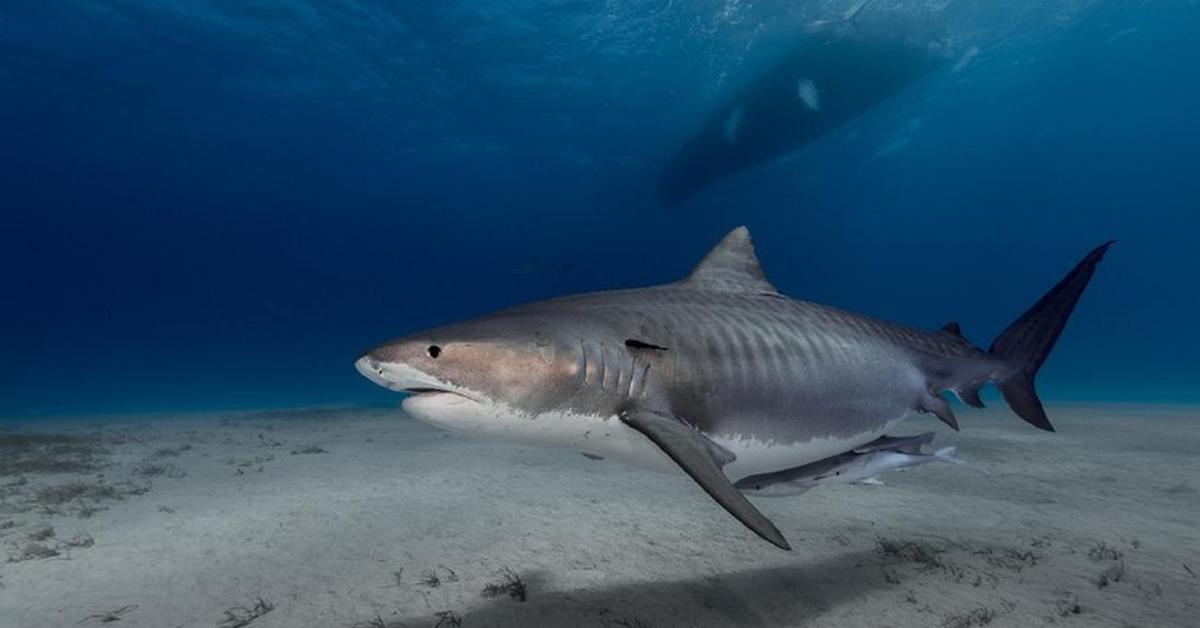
356;227;1112;549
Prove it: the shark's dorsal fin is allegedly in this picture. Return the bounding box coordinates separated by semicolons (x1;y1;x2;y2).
681;226;779;295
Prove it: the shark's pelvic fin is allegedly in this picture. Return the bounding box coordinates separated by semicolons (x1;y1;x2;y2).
619;407;790;550
680;227;780;295
918;391;959;431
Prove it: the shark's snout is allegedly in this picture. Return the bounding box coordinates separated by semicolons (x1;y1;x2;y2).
355;352;422;392
355;354;388;387
355;350;470;399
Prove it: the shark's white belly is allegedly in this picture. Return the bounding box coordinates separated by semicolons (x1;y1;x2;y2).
712;412;914;482
403;393;915;483
402;393;679;473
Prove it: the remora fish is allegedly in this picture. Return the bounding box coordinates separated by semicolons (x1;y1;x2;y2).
356;228;1112;549
658;6;944;206
734;432;962;497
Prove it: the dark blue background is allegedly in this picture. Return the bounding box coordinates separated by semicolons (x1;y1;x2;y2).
2;1;1197;417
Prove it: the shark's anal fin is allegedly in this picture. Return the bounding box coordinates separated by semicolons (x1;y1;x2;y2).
619;408;790;550
956;385;986;409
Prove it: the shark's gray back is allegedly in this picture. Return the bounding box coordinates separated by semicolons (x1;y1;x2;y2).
493;283;995;444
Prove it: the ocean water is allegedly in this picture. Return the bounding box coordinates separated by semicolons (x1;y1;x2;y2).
3;5;1200;627
1;1;1197;414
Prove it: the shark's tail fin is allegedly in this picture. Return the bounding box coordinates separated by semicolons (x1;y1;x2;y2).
989;242;1115;431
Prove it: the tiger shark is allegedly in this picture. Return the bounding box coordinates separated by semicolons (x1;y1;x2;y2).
356;228;1111;549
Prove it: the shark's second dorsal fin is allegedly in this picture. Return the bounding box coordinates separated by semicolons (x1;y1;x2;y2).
937;322;965;339
680;226;779;295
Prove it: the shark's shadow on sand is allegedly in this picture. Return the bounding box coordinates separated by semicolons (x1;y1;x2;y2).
398;549;891;627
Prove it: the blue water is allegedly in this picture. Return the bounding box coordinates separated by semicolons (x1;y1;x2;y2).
1;1;1197;417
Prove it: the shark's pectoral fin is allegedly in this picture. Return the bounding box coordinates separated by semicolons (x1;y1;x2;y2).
618;408;791;550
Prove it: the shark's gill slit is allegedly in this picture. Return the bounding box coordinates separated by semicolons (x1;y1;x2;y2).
603;345;619;390
626;360;642;399
615;353;629;394
596;344;608;390
635;362;651;398
575;340;588;387
627;359;647;400
585;342;598;390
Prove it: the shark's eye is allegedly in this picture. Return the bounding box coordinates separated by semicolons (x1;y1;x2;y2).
427;345;441;359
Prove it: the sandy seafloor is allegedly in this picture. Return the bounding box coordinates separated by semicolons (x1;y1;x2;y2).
1;405;1197;628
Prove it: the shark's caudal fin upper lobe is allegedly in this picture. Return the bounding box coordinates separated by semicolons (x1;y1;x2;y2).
989;242;1115;431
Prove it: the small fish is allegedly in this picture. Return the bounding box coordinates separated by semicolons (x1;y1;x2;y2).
735;433;963;497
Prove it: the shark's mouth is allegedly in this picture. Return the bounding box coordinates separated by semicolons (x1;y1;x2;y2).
400;386;475;403
355;356;483;411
